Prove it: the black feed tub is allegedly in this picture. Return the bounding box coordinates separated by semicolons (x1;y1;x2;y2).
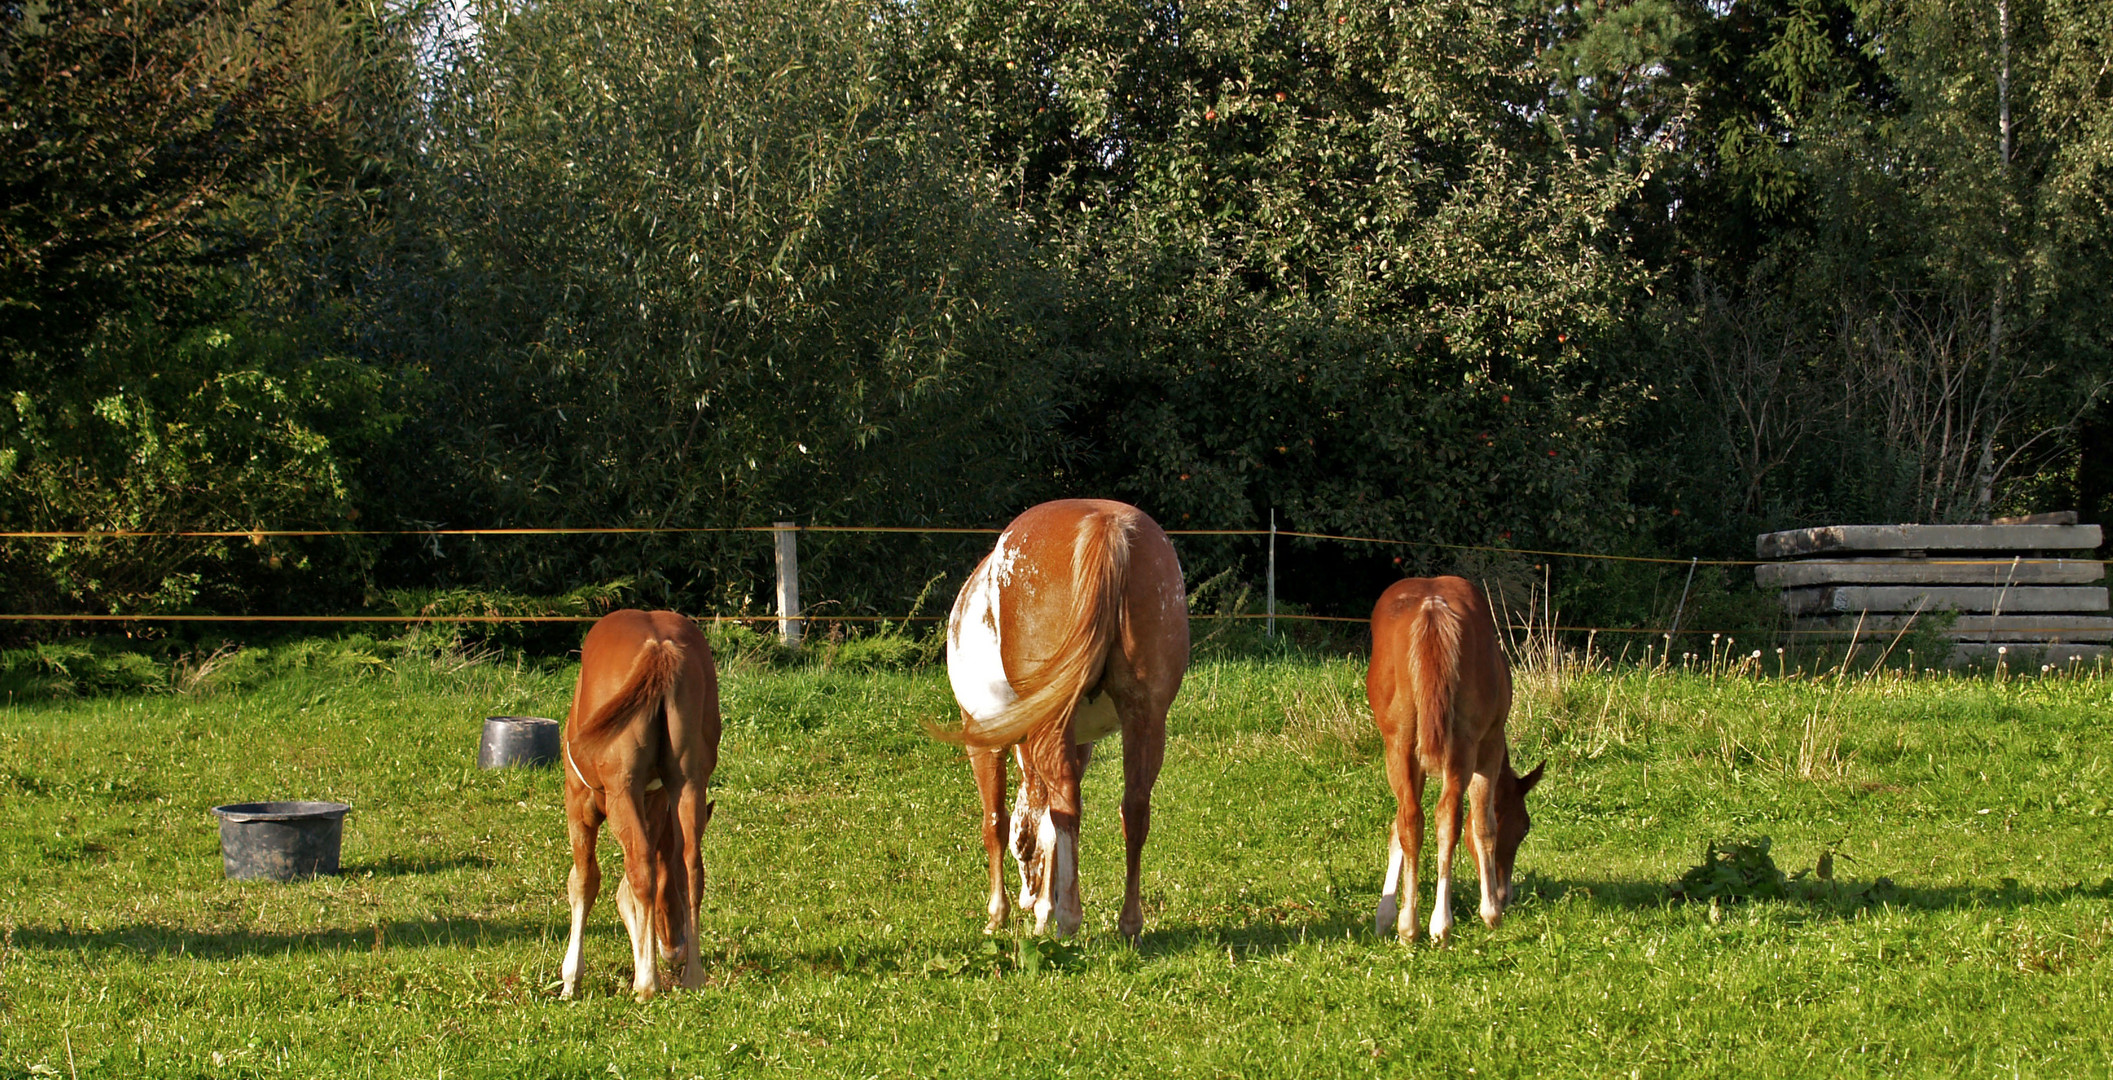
478;715;561;769
211;801;350;881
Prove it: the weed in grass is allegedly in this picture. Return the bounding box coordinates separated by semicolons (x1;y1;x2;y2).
167;643;242;698
1670;837;1791;903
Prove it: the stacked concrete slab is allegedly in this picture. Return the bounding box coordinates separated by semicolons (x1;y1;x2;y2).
1755;515;2108;666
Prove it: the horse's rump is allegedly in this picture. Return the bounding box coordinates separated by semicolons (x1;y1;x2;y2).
570;634;687;754
936;507;1135;756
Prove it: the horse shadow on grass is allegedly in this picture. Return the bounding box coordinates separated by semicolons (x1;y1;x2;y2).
346;852;497;878
10;915;560;961
1120;871;2113;960
1513;872;2113;917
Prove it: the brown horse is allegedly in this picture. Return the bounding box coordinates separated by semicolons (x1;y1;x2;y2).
560;609;720;1000
933;499;1188;939
1367;577;1542;943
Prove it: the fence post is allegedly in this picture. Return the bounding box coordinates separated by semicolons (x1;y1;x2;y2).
1666;555;1699;650
1267;509;1277;639
775;521;802;647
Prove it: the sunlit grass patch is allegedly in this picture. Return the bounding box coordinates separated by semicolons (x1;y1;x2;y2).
0;650;2108;1077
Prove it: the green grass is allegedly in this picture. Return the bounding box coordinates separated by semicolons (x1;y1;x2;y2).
1;645;2109;1078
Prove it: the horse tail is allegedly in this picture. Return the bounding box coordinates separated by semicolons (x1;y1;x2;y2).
569;636;687;751
938;509;1134;754
1407;594;1465;775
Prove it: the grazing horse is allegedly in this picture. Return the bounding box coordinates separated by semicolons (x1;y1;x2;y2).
933;499;1189;939
560;609;720;1000
1368;577;1543;943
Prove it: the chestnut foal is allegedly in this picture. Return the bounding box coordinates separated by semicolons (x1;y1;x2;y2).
1368;577;1543;943
935;499;1188;939
560;610;720;1000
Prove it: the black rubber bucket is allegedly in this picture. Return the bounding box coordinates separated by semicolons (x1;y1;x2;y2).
211;801;350;881
479;715;561;769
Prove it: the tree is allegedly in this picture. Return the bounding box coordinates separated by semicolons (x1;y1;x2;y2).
1563;0;2113;548
0;0;389;617
340;0;1070;613
893;0;1659;609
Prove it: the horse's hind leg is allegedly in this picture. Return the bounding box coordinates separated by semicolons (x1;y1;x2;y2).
1116;701;1165;941
669;783;713;988
1030;727;1085;938
560;792;603;1000
646;794;697;980
1378;749;1426;942
970;741;1011;933
1429;764;1467;943
603;789;664;1001
614;875;653;998
1467;766;1505;928
666;679;719;991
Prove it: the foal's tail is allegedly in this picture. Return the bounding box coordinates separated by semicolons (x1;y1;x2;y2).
569;636;687;750
1407;595;1466;775
940;510;1134;756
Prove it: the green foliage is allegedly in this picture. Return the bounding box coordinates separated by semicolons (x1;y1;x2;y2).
8;0;2113;631
704;621;799;672
330;0;1067;616
375;579;633;653
0;639;169;698
1605;0;2113;542
379;580;632;623
1671;835;1912;910
1;306;392;615
0;0;330;355
0;0;398;619
898;0;1660;579
817;624;944;673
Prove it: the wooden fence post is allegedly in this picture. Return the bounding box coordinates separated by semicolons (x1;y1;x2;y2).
1267;509;1277;639
775;521;802;647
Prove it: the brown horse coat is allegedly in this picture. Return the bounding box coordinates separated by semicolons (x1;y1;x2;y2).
937;499;1188;938
560;609;720;1000
1367;577;1541;942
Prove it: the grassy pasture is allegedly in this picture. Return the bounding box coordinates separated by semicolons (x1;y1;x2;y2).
0;645;2109;1078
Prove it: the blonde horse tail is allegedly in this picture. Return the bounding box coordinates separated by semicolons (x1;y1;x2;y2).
1407;595;1465;775
932;509;1134;754
569;637;686;750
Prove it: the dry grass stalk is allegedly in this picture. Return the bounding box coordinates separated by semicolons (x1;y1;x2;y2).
170;643;241;697
1281;679;1378;755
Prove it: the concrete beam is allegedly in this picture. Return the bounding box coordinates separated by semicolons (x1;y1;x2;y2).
1756;523;2102;559
1779;585;2109;616
1755;558;2104;589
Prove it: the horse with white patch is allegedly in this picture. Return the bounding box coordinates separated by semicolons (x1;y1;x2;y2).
560;609;720;1000
933;499;1189;939
1368;577;1543;943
